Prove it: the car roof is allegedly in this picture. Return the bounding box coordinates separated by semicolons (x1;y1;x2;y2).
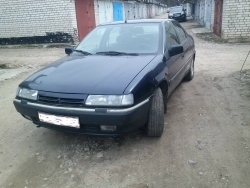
99;19;172;26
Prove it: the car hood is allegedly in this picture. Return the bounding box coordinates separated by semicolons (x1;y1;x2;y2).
21;54;156;94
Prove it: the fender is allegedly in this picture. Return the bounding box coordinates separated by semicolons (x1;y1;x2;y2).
124;54;170;105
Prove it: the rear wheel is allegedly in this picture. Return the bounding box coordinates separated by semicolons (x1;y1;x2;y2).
184;58;194;81
146;88;164;137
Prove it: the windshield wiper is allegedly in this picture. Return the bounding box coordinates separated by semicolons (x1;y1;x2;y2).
74;50;92;55
96;51;138;56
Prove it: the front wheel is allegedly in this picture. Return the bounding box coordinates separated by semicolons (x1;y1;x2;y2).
146;88;164;137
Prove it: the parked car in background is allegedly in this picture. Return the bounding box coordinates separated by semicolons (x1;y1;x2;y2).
14;19;195;137
168;6;187;22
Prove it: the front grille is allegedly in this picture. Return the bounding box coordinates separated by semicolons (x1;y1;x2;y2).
173;13;181;17
82;125;99;132
38;95;84;107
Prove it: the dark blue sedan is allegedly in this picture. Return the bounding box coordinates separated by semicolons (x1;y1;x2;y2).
14;19;195;137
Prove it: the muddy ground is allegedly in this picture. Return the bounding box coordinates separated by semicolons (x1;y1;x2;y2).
0;17;250;188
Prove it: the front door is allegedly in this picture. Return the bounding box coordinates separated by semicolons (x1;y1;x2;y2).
113;2;123;21
164;21;184;93
213;0;223;37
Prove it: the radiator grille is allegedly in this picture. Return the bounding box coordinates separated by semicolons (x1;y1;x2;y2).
38;95;84;107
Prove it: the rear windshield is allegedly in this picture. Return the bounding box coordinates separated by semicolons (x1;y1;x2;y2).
169;7;182;13
76;23;161;54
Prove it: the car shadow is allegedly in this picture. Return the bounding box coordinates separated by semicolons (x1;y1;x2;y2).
38;125;161;155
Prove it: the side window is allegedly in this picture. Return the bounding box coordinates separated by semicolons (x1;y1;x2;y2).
165;22;179;47
172;21;187;43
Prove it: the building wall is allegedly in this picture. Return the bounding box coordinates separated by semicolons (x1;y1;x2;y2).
183;3;192;17
196;0;250;39
94;0;167;26
0;0;77;44
0;0;167;45
221;0;250;39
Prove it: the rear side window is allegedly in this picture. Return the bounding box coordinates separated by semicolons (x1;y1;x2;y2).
165;22;179;47
172;21;187;43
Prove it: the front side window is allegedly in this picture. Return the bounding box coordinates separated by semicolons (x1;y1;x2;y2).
165;21;179;47
172;21;186;43
76;23;161;54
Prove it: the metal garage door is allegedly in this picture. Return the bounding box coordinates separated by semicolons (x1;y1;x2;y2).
113;2;123;21
124;2;130;20
205;0;212;29
213;0;223;37
98;1;113;24
75;0;95;40
200;0;205;25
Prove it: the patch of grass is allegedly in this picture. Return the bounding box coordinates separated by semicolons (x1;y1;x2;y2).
196;33;250;44
228;38;250;44
191;25;203;28
196;33;228;43
46;44;73;48
0;44;39;49
0;64;8;69
0;43;73;49
232;69;250;100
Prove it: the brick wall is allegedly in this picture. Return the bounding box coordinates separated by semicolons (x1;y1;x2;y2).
222;0;250;39
0;0;78;44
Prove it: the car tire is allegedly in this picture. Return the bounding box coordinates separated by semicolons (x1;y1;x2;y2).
146;88;164;137
184;58;194;81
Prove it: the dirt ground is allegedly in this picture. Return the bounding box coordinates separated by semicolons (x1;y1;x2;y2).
0;17;250;188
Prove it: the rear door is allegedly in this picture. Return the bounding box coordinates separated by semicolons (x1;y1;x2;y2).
164;21;183;92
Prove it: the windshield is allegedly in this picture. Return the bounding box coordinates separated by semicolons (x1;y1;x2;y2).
76;23;161;54
169;7;182;13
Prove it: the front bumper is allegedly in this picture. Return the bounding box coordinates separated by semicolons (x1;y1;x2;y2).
168;14;186;21
13;97;152;136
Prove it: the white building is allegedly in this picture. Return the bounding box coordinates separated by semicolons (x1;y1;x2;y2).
0;0;167;45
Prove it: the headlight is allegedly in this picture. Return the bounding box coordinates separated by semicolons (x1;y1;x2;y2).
17;87;38;101
85;94;134;106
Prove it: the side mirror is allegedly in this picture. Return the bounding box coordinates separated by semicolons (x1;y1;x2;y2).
184;9;186;11
65;47;74;55
169;45;183;56
167;11;169;13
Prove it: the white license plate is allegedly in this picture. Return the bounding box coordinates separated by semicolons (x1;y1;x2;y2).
38;112;80;128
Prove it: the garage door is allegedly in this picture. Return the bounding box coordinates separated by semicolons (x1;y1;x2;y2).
113;2;123;21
